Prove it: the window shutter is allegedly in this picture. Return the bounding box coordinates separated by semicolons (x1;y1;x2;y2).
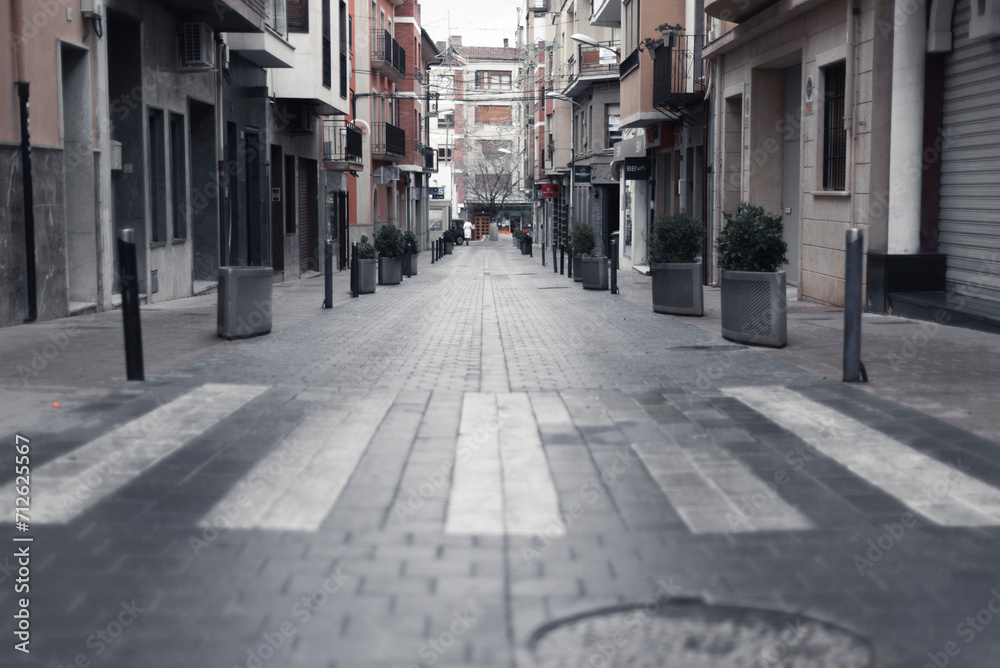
288;0;309;32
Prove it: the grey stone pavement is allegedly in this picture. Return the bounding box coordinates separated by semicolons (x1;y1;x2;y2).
0;241;999;667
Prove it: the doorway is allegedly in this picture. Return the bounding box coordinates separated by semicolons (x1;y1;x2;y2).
270;145;284;273
189;101;217;282
245;129;262;266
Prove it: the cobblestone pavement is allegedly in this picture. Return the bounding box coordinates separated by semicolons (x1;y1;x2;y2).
2;242;1000;667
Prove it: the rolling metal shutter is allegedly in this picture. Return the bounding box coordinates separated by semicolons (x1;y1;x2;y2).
938;0;1000;303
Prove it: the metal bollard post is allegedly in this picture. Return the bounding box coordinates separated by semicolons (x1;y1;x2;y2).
559;243;564;275
351;242;359;298
568;244;573;279
542;242;546;266
843;228;866;382
405;251;412;278
529;234;533;258
324;241;334;308
553;241;557;273
610;236;619;295
117;229;144;381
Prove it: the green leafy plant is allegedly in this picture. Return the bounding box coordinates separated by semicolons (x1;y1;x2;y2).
357;235;376;260
374;224;405;258
511;229;523;241
403;230;420;255
442;229;455;243
716;202;788;273
571;223;597;258
649;214;704;264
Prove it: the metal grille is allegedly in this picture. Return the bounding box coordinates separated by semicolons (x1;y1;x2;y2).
218;267;273;338
823;62;846;190
721;278;772;337
653;266;695;309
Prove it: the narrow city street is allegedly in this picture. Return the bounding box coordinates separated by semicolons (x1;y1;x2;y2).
2;242;1000;667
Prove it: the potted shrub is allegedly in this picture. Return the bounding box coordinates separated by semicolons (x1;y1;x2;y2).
357;235;377;294
374;224;404;285
571;224;597;284
403;230;419;276
716;202;789;347
442;229;455;255
649;213;705;316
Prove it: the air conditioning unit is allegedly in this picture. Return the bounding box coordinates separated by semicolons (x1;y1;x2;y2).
81;0;103;18
218;267;273;339
288;105;313;135
180;22;216;71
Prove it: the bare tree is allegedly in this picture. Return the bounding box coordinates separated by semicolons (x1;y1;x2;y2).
457;130;522;224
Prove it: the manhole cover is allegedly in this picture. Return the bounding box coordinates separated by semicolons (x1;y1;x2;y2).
530;599;874;668
538;286;570;290
668;345;746;352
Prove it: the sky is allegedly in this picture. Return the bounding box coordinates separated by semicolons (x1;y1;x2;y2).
420;0;523;48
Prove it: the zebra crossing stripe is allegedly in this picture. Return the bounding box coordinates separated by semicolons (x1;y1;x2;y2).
445;393;564;536
197;392;396;532
723;386;1000;526
633;438;814;534
0;384;268;524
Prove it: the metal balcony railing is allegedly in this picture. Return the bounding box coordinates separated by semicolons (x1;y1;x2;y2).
529;0;549;12
371;29;406;81
372;122;406;160
322;120;364;167
652;33;705;113
416;140;436;171
265;0;286;35
578;41;619;75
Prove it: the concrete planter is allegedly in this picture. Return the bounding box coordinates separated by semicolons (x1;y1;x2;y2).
573;256;583;282
444;241;454;255
651;262;703;317
217;266;273;340
513;237;520;247
358;258;376;294
521;238;531;255
378;256;402;285
403;253;418;276
580;257;609;290
720;270;787;347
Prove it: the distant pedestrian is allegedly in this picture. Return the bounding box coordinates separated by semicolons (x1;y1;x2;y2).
464;220;473;242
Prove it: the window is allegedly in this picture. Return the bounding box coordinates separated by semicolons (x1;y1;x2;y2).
606;103;621;147
437;147;453;161
147;109;166;244
169;113;186;240
623;0;639;57
322;0;332;89
285;155;296;234
475;105;511;124
288;0;308;32
823;62;847;190
438;112;454;129
475;70;512;91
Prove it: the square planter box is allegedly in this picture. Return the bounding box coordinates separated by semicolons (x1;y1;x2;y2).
513;237;520;247
378;256;403;285
521;238;531;255
720;269;787;347
572;256;583;282
652;262;704;316
403;253;418;276
358;258;377;294
218;266;273;340
580;257;609;290
444;241;454;255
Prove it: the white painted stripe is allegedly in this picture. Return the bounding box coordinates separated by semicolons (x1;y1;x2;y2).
499;393;565;537
446;393;564;536
633;438;814;534
446;393;504;534
0;384;268;524
723;386;1000;526
199;392;396;532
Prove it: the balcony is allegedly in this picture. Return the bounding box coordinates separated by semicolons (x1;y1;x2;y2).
564;40;619;96
226;0;294;68
590;0;620;28
323;120;364;170
164;0;265;32
529;0;550;13
652;34;705;120
371;29;406;82
416;141;436;172
705;0;779;22
372;122;406;161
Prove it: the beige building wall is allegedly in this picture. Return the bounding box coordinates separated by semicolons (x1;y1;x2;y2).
708;0;891;306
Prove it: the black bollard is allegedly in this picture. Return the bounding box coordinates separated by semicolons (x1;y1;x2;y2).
568;244;573;279
117;229;144;381
843;228;866;382
559;243;564;275
610;235;619;295
324;241;334;308
351;242;359;298
552;241;557;273
529;234;533;258
542;242;546;266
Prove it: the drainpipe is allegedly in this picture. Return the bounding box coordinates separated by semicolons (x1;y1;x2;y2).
845;0;858;224
712;58;724;286
12;0;37;322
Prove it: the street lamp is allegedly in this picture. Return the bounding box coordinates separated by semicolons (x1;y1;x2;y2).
570;33;600;48
549;92;584;262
